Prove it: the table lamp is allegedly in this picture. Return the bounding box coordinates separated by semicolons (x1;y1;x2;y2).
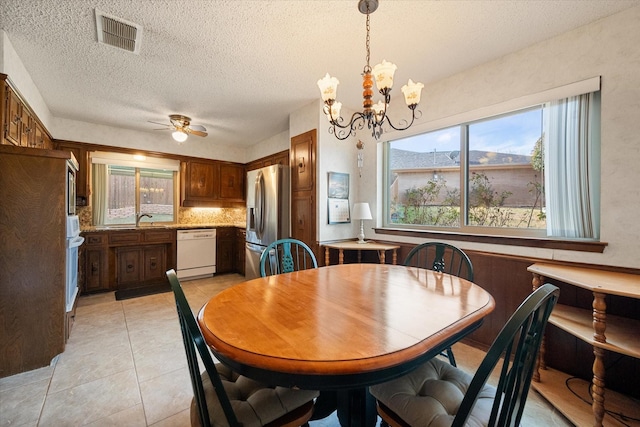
352;202;372;244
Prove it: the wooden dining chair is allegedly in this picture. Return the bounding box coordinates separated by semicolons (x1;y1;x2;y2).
404;242;474;366
260;238;318;277
166;269;319;427
370;283;560;427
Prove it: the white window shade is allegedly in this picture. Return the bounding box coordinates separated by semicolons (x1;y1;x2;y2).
90;151;180;171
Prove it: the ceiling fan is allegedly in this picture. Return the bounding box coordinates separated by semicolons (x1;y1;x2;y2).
150;114;208;142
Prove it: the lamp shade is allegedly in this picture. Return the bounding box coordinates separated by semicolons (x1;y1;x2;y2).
352;202;372;220
372;60;397;91
401;79;424;106
317;73;339;102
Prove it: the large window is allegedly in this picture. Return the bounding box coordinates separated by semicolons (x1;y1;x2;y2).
385;91;600;239
91;153;179;226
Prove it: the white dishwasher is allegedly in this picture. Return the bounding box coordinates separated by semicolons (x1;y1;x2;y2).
176;229;217;280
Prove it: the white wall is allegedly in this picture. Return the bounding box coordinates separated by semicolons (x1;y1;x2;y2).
51;117;247;163
0;31;53;130
363;5;640;269
245;130;290;163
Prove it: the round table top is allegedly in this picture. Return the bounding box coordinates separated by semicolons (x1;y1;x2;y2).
198;263;494;384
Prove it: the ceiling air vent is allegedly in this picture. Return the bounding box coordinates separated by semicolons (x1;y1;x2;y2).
95;9;143;54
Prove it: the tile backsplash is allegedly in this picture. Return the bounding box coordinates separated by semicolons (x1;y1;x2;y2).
77;206;245;228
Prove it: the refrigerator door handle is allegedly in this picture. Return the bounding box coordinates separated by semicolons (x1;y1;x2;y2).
255;171;265;239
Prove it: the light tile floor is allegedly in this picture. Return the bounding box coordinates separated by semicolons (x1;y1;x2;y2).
0;273;573;426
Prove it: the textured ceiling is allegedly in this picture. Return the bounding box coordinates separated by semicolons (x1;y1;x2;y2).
1;0;638;148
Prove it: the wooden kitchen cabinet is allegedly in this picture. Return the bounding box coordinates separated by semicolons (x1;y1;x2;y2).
246;149;289;171
116;245;166;289
236;228;246;275
182;160;219;204
219;163;244;201
1;74;54;150
80;228;176;296
82;233;109;293
181;159;245;207
216;227;235;274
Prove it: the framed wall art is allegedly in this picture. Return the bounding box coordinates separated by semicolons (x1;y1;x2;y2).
327;172;350;224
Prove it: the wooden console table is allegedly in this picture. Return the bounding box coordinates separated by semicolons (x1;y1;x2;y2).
322;241;400;266
528;263;640;427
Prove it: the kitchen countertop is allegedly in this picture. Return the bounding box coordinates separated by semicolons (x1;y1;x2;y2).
81;223;246;233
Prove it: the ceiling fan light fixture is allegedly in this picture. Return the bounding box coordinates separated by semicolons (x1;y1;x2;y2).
172;130;188;143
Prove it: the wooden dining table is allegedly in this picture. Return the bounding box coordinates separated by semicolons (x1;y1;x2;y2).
197;263;495;427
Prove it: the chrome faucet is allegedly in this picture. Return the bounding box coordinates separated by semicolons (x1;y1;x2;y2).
136;213;153;227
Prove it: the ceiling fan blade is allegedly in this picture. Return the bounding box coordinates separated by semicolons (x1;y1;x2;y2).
189;130;208;137
152;128;172;131
189;124;207;132
148;120;172;127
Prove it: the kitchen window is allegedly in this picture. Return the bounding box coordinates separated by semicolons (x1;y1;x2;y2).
384;90;600;240
91;152;180;226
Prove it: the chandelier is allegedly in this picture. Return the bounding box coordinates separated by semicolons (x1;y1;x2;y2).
317;0;424;141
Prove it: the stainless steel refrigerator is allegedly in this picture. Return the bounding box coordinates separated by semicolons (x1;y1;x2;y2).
245;164;290;279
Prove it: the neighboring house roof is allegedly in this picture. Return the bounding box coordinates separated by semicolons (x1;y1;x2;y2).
390;149;532;170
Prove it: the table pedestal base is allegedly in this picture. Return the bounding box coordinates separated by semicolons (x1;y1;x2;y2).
337;388;377;427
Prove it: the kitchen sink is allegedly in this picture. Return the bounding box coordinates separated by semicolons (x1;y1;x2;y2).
94;224;170;230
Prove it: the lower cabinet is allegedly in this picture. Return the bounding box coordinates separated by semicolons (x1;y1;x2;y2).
236;228;246;275
80;229;176;294
216;227;247;275
216;228;235;274
116;245;166;289
83;233;110;293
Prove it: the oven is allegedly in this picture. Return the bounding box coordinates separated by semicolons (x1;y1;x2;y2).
66;216;84;312
65;153;83;312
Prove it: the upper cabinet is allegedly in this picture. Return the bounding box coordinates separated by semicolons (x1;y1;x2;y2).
181;160;245;207
1;74;54;150
246;149;289;172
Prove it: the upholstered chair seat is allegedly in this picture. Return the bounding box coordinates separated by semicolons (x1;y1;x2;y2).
370;284;560;427
370;358;495;427
193;363;319;427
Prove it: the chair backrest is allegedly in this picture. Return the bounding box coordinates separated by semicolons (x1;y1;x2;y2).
452;283;560;427
403;242;474;281
259;238;318;277
166;269;240;427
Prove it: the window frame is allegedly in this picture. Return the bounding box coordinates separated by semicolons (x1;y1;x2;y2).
382;97;599;243
90;152;180;227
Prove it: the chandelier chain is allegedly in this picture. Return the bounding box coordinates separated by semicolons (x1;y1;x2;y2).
365;5;371;71
317;0;424;140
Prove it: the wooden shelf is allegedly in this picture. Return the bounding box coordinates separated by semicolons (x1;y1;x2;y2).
528;263;640;298
528;262;640;427
550;304;640;358
532;367;640;427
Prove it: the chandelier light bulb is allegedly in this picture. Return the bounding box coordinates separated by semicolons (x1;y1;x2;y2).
329;101;343;122
372;101;386;120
